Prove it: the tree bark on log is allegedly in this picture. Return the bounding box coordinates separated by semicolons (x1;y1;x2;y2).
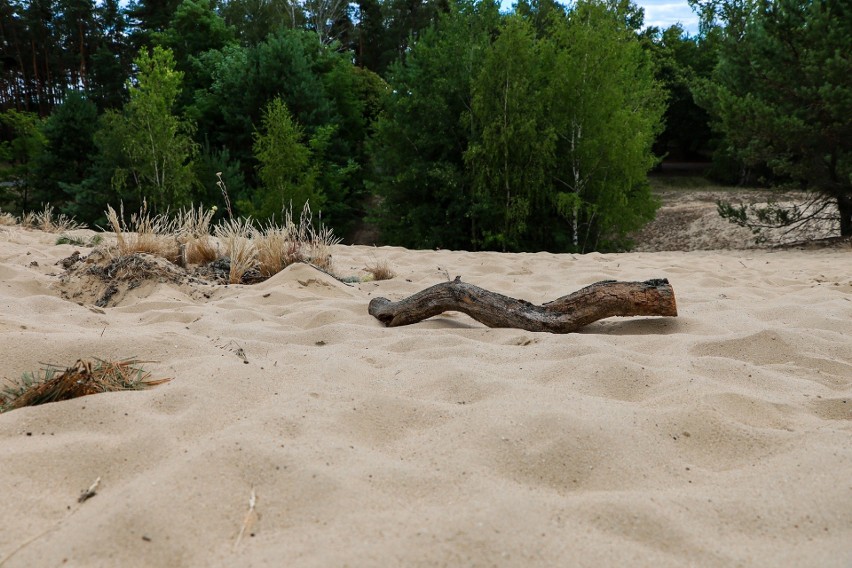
368;277;677;334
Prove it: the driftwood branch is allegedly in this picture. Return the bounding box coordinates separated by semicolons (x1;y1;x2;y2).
368;277;677;334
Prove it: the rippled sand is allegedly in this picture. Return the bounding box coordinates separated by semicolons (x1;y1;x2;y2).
1;225;850;567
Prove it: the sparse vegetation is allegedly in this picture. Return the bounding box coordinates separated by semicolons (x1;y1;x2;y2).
175;204;219;265
215;217;257;284
0;358;170;413
56;234;103;247
105;202;180;262
18;204;85;233
34;199;343;287
0;209;17;226
364;256;396;281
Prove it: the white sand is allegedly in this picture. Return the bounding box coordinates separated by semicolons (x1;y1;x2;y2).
1;225;850;567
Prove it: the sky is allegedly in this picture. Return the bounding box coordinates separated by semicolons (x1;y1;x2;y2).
498;0;701;36
637;0;700;35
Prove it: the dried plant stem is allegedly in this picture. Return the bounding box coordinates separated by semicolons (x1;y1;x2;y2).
217;172;234;220
78;477;101;503
234;487;257;550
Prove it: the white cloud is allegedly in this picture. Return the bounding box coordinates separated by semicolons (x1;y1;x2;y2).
498;0;700;35
636;0;700;34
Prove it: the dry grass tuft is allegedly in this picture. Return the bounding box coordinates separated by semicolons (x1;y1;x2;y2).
175;205;219;265
0;209;17;226
19;210;36;227
215;217;257;284
253;202;341;277
76;201;343;285
309;223;341;272
254;224;293;277
106;202;180;262
0;358;170;413
364;257;396;281
18;204;86;233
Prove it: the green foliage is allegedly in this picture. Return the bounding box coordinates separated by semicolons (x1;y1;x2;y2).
102;46;198;211
0;110;46;211
155;0;236;110
155;0;235;64
56;234;103;246
189;29;371;232
218;0;305;45
643;24;715;162
371;0;501;250
547;0;664;250
193;143;247;218
241;98;323;219
126;0;182;48
30;92;99;213
0;0;715;249
466;15;556;250
372;0;662;252
695;0;852;235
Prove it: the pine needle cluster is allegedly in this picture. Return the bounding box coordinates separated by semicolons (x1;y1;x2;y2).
0;359;170;413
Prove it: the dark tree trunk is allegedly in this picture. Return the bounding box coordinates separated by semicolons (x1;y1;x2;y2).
838;195;852;237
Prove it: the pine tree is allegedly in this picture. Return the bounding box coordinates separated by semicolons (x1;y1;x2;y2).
696;0;852;235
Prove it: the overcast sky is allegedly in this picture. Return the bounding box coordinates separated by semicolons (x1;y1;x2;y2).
637;0;699;34
498;0;701;35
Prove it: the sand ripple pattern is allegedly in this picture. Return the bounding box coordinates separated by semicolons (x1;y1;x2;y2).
0;230;850;567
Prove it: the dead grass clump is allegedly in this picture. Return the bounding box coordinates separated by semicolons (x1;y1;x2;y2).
253;202;341;277
215;217;257;284
106;202;180;262
18;204;85;232
175;204;219;265
365;257;396;281
0;359;170;413
253;225;294;277
0;208;17;226
309;223;340;272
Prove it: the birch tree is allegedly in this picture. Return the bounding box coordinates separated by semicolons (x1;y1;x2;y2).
102;46;198;210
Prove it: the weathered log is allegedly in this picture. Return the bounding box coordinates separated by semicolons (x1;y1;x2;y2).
368;277;677;334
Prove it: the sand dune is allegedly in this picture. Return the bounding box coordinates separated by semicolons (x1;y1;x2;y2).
1;225;850;567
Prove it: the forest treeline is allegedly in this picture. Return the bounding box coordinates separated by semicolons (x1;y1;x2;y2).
1;0;850;250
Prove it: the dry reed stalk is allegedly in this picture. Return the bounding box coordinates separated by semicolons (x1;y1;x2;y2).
290;202;340;272
0;473;105;566
251;203;342;278
308;223;341;272
234;487;257;550
216;172;234;220
215;218;257;284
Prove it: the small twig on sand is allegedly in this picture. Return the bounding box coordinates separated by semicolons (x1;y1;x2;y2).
0;476;102;567
78;476;101;503
234;487;257;550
